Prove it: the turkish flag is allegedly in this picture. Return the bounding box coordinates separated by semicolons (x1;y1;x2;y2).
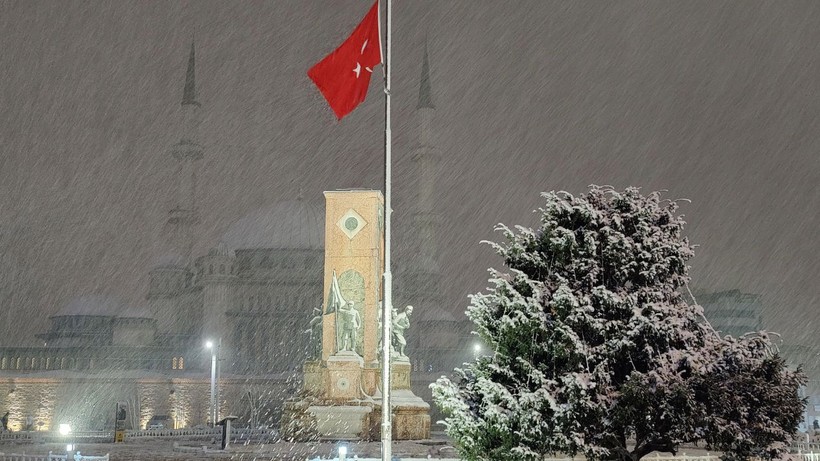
308;0;383;120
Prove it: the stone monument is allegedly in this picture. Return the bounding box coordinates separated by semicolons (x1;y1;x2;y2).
281;190;430;441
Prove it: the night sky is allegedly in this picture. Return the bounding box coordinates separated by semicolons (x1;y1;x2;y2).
0;1;817;348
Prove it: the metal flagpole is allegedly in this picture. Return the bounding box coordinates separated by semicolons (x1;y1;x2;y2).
380;0;393;460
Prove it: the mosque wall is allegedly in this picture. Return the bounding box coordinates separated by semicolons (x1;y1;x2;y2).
0;374;293;431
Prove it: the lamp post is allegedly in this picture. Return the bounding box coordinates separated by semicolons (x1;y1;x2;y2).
205;339;221;426
59;423;73;455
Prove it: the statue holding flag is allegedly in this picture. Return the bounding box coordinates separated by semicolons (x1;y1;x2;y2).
326;270;361;354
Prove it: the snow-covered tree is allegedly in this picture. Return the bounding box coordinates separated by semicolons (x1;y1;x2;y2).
432;186;804;461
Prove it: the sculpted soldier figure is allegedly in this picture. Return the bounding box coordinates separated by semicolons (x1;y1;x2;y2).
337;300;361;353
392;305;413;357
306;307;323;359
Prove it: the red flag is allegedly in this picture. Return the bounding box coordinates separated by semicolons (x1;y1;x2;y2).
308;0;382;120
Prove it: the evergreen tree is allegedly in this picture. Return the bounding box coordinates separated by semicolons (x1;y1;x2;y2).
432;186;805;461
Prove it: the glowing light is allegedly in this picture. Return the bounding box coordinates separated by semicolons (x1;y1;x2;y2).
338;445;347;461
205;340;213;349
59;424;71;436
473;344;481;354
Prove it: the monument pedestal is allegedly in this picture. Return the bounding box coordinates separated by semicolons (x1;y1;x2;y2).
391;359;412;390
281;191;430;441
325;352;364;401
369;389;431;440
363;362;431;440
304;352;371;441
303;360;323;395
280;396;319;441
307;404;373;441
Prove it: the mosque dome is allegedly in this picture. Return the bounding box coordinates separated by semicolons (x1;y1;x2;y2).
54;294;122;317
222;199;324;251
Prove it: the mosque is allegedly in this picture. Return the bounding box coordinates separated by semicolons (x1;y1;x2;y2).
0;43;471;432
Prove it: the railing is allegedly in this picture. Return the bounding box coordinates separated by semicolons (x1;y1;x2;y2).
0;452;109;461
307;453;720;461
797;451;820;461
307;459;461;461
307;458;461;461
0;433;38;442
126;427;219;438
795;444;820;453
644;454;718;461
546;454;719;461
0;432;111;444
0;428;221;444
61;432;112;441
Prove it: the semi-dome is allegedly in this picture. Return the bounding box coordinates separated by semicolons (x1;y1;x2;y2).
54;294;122;317
222;199;324;250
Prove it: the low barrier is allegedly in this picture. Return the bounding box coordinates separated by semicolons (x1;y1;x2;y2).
796;444;820;453
0;452;108;461
797;451;820;461
126;427;219;438
0;432;111;444
0;434;38;443
307;452;720;461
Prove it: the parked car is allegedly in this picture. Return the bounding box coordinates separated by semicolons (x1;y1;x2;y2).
146;415;172;430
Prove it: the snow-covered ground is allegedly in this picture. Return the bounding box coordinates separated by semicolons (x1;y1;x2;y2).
0;437;458;460
0;438;725;461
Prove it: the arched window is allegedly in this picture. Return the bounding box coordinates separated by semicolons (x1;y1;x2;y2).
178;357;184;370
172;357;178;370
0;357;6;370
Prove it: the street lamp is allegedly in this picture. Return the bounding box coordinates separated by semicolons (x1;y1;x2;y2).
473;343;481;358
205;339;221;426
59;424;73;453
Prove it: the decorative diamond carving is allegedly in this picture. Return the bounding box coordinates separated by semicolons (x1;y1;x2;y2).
337;209;367;239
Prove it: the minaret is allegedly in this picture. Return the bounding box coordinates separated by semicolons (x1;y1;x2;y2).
167;42;203;264
413;43;440;272
398;44;466;375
